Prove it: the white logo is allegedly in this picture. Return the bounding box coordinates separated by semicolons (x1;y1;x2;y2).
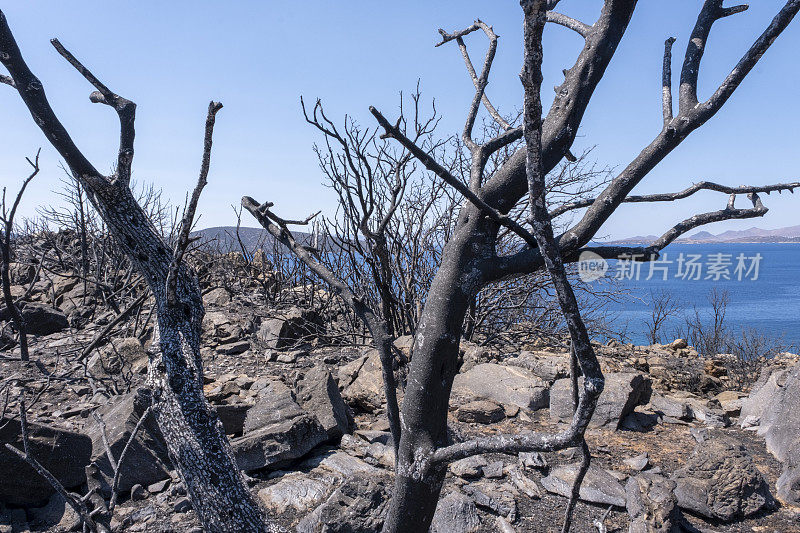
577;251;608;282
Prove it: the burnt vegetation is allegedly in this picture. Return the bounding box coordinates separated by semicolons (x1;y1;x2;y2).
1;2;800;533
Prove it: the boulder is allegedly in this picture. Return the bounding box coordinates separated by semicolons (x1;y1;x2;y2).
233;379;327;471
257;472;333;514
505;351;570;383
0;419;92;505
9;262;36;284
672;437;774;521
296;473;391;533
341;349;396;413
85;391;171;493
202;310;253;344
648;393;691;421
18;303;68;336
625;473;682;533
550;372;651;428
232;415;327;472
452;363;549;412
88;337;148;376
752;362;800;505
431;492;481;533
541;463;627;507
454;400;505;424
296;366;350;439
202;287;231;307
256;307;323;349
450;456;488;479
243;379;304;432
213;403;251;436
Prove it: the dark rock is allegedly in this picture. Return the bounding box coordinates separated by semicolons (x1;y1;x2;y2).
431;492;481;533
550;372;651;428
541;463;627;507
130;484;147;501
88;337;148;376
482;461;504;479
18;303;68;336
173;497;192;513
296;473;391;533
213;402;250;435
452;363;549;412
28;493;81;531
454;399;505;424
232;414;327;472
257;307;323;350
85;391;171;493
9;262;36;284
0;418;91;505
215;340;250;355
672;437;774;521
626;473;682;533
243;379;303;432
296;366;350;439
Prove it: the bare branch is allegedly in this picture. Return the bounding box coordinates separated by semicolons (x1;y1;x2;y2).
546;11;592;38
662;37;676;125
704;1;800;117
0;73;13;87
678;1;749;114
550;180;799;218
109;406;153;513
1;150;40;362
166;101;223;306
437;21;511;131
649;191;767;250
50;39;136;185
242;196;402;457
0;11;103;185
370;106;540;249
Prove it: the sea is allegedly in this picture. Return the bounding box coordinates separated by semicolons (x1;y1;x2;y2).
586;243;800;348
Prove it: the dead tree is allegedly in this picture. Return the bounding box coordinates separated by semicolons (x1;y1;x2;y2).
0;11;279;532
0;151;40;362
245;1;800;531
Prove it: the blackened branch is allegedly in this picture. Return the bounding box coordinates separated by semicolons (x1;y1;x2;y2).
371;106;538;247
546;11;592;38
437;21;511;131
662;37;676;125
649;191;767;250
550;180;799;218
241;196;402;457
166;101;223;306
51;39;137;185
679;1;749;114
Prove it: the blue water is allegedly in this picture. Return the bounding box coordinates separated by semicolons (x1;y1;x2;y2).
592;243;800;347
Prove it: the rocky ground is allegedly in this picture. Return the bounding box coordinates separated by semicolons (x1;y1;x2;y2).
2;265;800;532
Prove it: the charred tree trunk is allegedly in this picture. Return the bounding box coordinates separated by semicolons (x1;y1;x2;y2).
0;12;278;532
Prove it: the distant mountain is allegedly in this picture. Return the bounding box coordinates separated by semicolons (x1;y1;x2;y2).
609;224;800;245
191;226;314;253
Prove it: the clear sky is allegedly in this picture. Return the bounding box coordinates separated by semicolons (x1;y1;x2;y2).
2;2;799;239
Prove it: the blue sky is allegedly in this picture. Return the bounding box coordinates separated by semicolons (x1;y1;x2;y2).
1;2;799;239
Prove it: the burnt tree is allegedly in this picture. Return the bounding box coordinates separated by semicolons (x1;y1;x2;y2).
0;11;280;533
246;1;800;532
